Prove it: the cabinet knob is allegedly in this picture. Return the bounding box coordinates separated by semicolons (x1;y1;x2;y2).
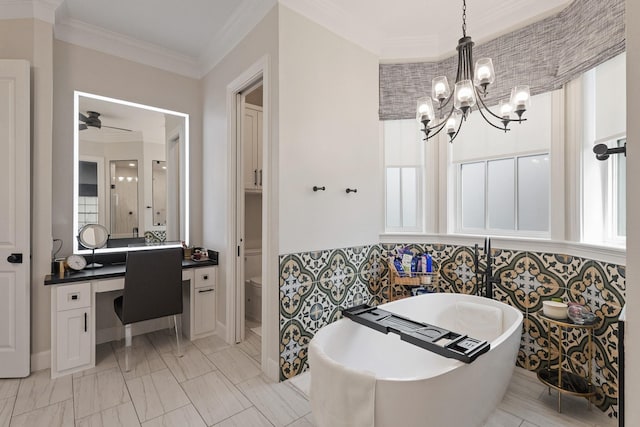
203;275;208;280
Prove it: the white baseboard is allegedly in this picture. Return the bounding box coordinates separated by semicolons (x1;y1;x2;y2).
266;357;279;381
216;320;227;343
31;350;50;372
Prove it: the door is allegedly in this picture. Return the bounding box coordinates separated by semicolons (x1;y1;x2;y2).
194;288;216;336
0;60;30;377
56;308;91;372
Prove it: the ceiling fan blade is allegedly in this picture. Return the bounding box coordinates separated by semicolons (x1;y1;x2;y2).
79;112;89;122
79;123;88;131
102;125;133;132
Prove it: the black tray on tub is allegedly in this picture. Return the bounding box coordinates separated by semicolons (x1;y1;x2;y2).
343;304;490;363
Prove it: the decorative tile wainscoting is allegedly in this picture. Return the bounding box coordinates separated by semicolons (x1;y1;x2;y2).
278;242;625;418
278;245;384;380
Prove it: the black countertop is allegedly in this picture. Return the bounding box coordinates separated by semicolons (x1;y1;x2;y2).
45;258;217;285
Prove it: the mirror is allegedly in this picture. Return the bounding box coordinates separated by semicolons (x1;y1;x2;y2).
73;91;189;254
78;223;109;249
78;223;109;268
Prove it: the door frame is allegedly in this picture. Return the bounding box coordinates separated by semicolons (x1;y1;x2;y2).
235;80;264;345
225;55;279;380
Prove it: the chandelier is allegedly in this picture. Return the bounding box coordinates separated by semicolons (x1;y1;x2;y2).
416;0;531;143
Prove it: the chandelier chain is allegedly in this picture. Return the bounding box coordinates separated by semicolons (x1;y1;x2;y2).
462;0;467;37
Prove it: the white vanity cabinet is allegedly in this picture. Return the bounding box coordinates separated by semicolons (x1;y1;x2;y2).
243;104;263;191
184;266;217;339
49;264;218;378
52;282;93;376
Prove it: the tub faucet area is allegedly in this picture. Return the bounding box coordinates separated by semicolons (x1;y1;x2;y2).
474;237;500;299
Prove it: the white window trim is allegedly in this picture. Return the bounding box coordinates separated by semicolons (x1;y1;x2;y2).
453;153;551;237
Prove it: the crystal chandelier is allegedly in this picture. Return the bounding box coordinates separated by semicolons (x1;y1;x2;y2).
416;0;531;143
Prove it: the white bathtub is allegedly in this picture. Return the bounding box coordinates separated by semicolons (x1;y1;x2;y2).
309;293;523;427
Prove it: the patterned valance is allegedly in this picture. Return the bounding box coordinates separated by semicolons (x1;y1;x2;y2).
379;0;625;120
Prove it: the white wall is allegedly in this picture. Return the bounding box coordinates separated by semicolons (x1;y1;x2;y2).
625;0;639;423
278;6;381;254
201;5;279;370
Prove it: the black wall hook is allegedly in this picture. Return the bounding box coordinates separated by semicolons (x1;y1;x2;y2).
313;186;326;192
594;143;626;161
345;188;358;194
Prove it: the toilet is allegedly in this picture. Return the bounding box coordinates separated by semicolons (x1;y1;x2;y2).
245;276;262;322
244;250;262;322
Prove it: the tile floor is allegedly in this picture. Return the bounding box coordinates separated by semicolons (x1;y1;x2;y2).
0;326;617;427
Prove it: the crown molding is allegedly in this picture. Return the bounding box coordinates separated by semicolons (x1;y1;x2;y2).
54;17;202;79
52;0;276;79
278;0;381;55
0;0;63;23
198;0;276;76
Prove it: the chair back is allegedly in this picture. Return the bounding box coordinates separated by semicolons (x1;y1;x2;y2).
121;247;183;324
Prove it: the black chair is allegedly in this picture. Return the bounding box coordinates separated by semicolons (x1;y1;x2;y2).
114;247;183;371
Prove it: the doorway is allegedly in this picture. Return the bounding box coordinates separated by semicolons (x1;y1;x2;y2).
235;82;264;365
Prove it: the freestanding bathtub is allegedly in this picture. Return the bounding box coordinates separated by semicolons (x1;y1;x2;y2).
309;293;524;427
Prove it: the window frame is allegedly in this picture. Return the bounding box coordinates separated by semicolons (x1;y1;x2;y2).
454;152;551;238
382;119;427;233
605;136;626;245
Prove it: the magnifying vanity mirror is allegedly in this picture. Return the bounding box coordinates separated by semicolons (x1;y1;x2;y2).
78;223;109;268
73;91;189;254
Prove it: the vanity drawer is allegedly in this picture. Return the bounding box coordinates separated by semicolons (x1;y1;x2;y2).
56;282;91;311
194;266;216;289
94;278;124;293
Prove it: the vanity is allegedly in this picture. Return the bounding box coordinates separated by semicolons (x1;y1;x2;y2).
45;258;218;378
46;91;206;378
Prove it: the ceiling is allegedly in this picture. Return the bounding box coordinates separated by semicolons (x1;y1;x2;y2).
10;0;573;77
78;95;169;144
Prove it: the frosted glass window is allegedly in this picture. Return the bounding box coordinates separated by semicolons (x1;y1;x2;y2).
517;154;550;231
402;168;418;227
461;162;486;229
487;159;515;230
386;168;401;228
383;119;424;231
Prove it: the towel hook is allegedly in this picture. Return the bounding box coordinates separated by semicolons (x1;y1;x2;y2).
593;142;626;161
313;186;326;192
345;188;358;194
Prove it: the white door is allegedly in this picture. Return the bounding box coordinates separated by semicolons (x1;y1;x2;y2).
56;308;91;372
0;60;31;378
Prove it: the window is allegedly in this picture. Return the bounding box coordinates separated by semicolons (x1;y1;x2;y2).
581;53;626;246
452;91;553;237
383;120;424;231
458;154;549;234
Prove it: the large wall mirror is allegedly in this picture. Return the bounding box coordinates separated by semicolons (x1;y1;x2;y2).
73;91;189;254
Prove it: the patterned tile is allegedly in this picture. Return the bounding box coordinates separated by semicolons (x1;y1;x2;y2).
317;250;356;306
279;319;313;381
279;256;315;320
440;246;477;294
520;253;566;313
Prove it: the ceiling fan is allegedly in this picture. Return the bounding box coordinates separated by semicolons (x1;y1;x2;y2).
78;111;132;132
